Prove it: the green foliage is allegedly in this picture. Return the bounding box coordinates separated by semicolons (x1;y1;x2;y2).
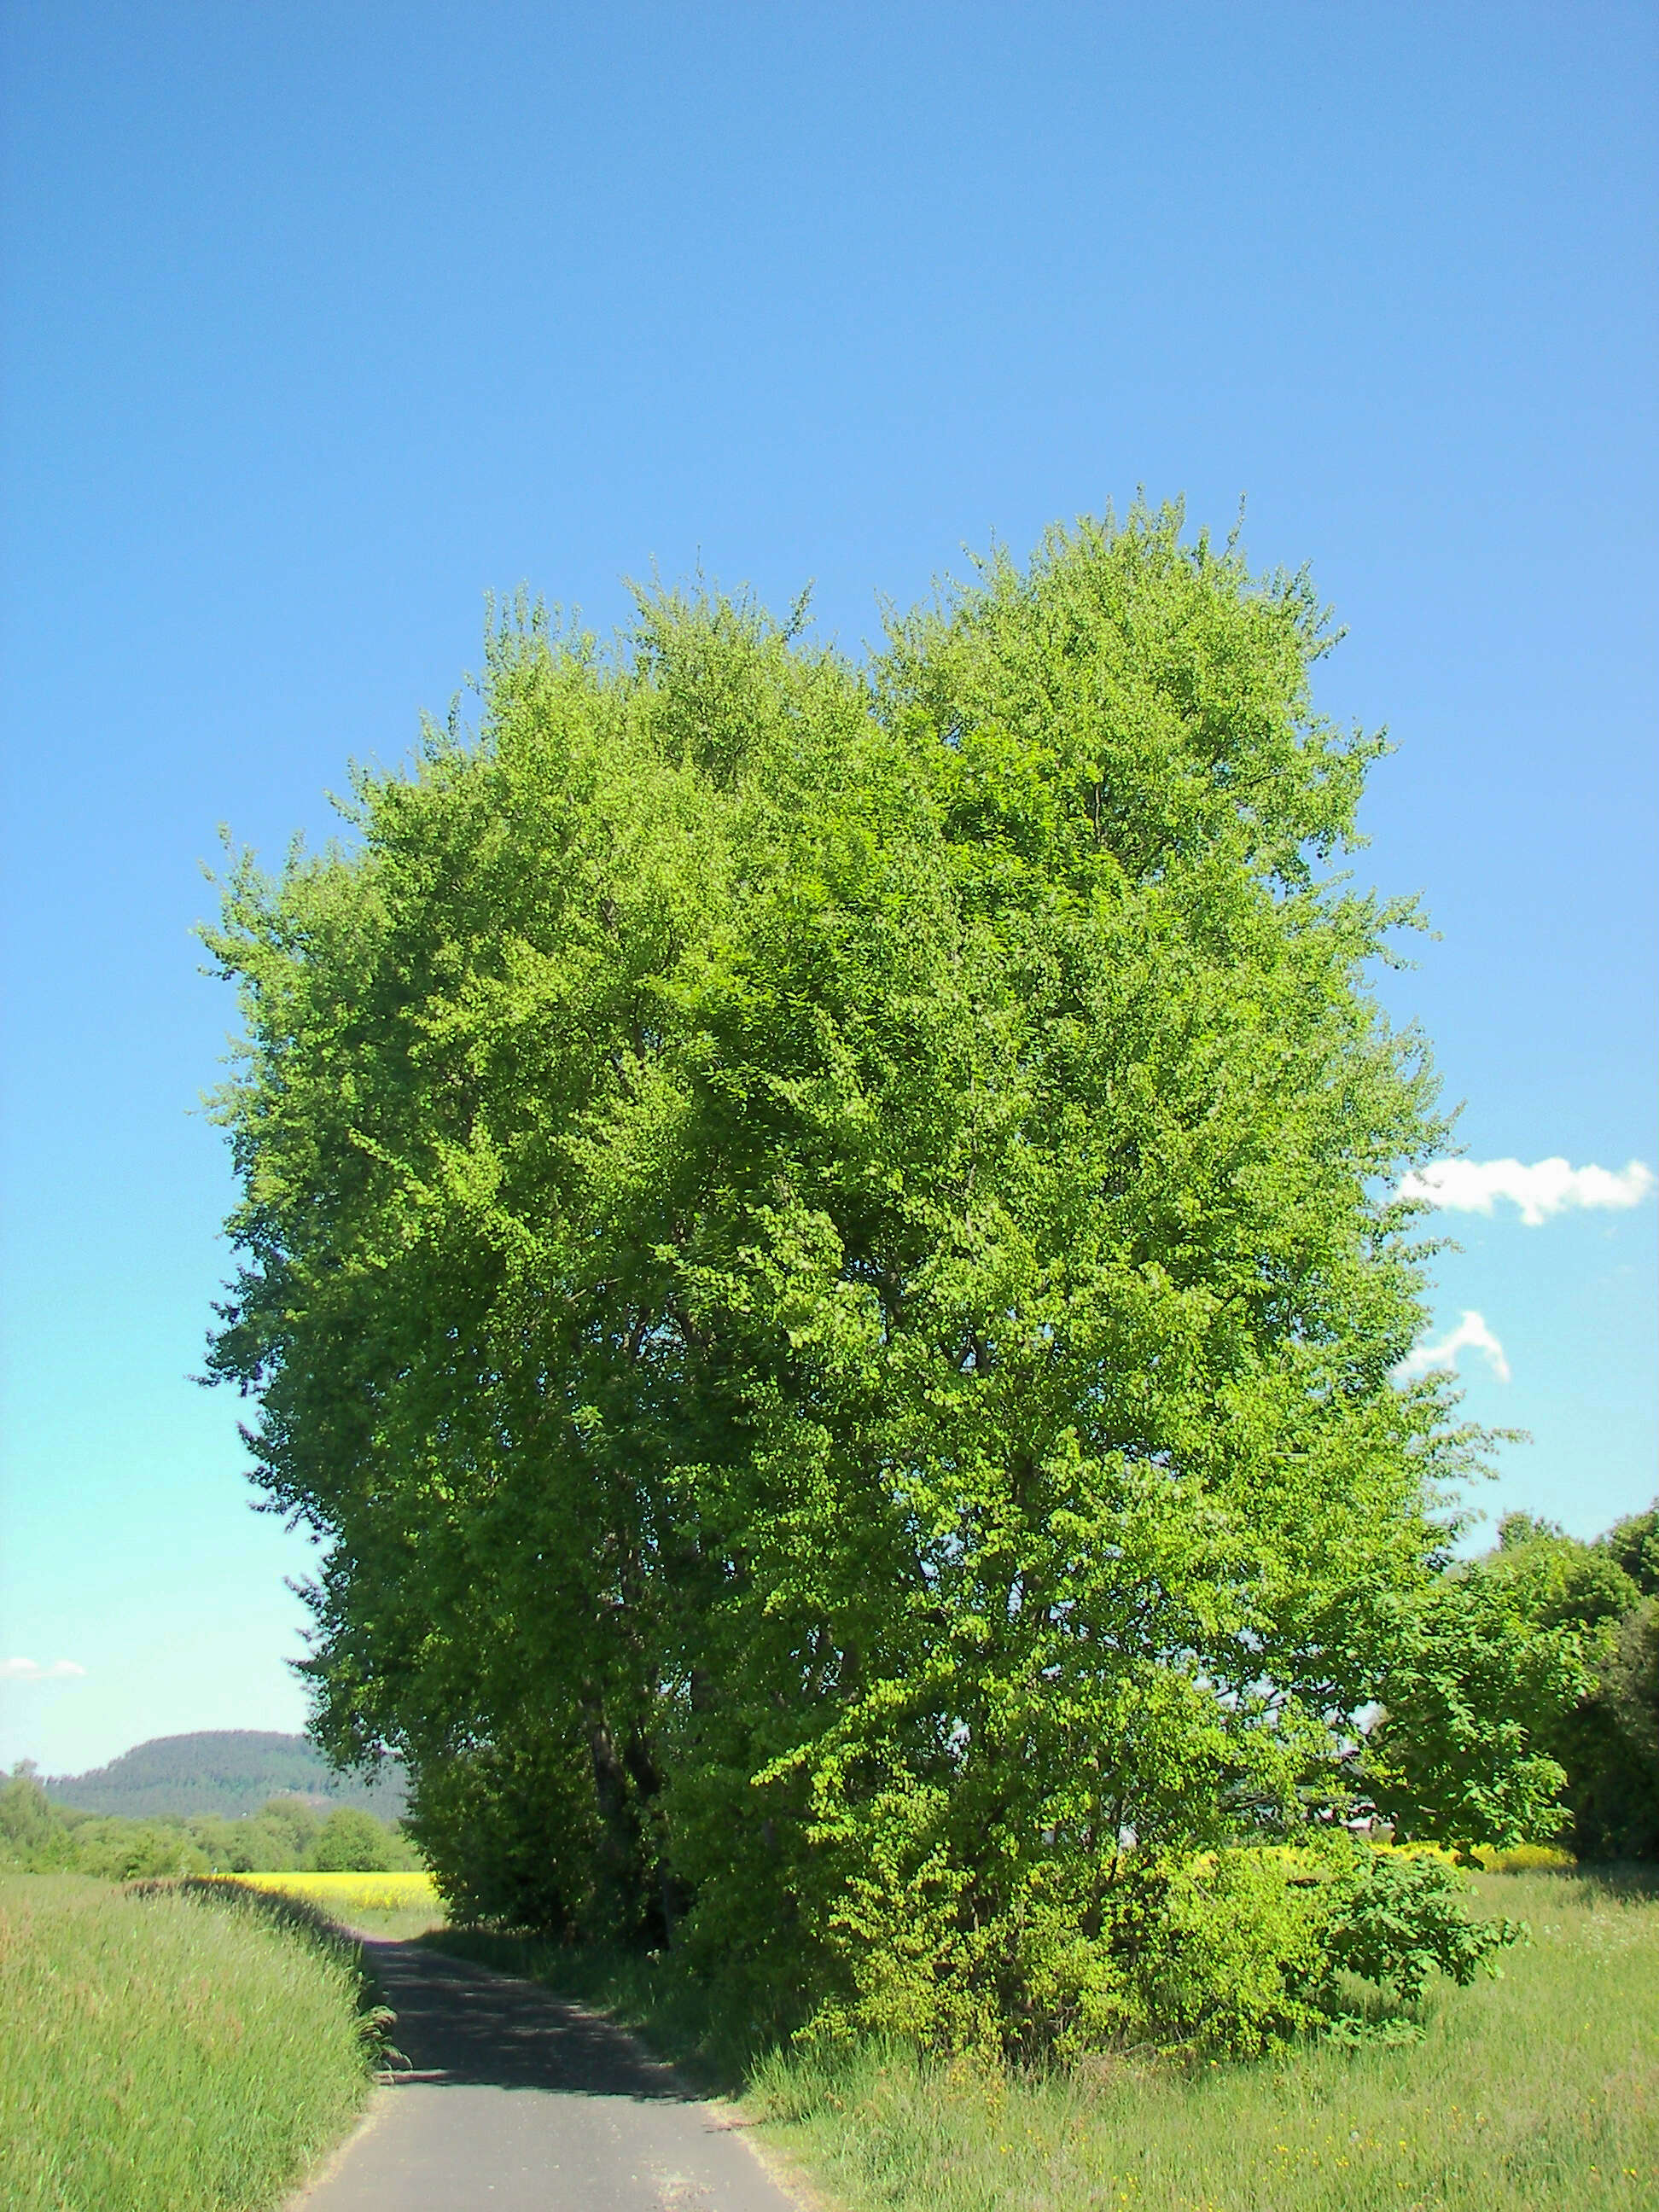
1325;1848;1522;2003
0;1873;375;2212
1;1763;416;1877
242;1796;327;1867
790;1830;1526;2063
207;507;1511;2054
1365;1563;1592;1853
1506;1507;1659;1861
405;1728;599;1935
0;1766;73;1870
1081;1841;1521;2059
1115;1846;1336;2057
1565;1600;1659;1861
1374;1507;1659;1861
55;1816;211;1881
309;1806;391;1871
1602;1505;1659;1598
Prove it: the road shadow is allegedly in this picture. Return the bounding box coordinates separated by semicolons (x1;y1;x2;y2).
361;1938;696;2102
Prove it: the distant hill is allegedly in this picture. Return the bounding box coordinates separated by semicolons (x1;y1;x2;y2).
44;1731;408;1820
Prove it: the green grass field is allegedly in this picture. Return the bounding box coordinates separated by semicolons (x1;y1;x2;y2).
0;1874;380;2212
434;1867;1658;2212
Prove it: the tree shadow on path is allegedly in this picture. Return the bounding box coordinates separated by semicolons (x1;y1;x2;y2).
361;1938;696;2102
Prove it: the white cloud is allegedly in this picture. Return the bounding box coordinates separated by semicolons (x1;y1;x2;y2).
1398;1156;1656;1227
1393;1309;1511;1386
1;1656;88;1682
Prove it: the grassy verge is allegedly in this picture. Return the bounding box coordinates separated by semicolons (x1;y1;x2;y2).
0;1873;381;2212
430;1868;1658;2211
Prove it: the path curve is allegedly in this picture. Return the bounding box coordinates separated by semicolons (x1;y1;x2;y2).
290;1938;804;2211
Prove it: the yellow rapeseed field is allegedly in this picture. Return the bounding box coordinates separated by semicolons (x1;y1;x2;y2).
226;1869;442;1915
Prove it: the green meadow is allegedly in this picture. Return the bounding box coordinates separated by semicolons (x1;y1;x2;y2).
754;1868;1659;2212
0;1875;380;2212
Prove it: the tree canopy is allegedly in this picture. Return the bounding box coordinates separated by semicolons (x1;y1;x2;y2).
44;1731;406;1820
207;507;1522;2051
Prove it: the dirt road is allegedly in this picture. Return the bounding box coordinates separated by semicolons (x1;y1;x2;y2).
291;1939;805;2211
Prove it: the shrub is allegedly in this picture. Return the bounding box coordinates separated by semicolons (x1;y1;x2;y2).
1118;1847;1335;2056
1325;1845;1523;2002
63;1817;209;1881
310;1807;394;1871
798;1835;1524;2061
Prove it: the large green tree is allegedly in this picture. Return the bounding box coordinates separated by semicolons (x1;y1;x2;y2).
207;509;1499;2046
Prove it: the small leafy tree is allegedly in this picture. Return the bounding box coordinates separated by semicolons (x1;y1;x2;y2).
309;1807;395;1873
207;508;1502;2051
67;1817;208;1881
1324;1848;1522;2002
1365;1561;1592;1853
0;1764;73;1869
256;1796;322;1864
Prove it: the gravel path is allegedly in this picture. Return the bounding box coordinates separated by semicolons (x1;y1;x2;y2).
291;1938;805;2211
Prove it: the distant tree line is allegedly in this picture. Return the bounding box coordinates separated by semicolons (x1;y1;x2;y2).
0;1769;419;1879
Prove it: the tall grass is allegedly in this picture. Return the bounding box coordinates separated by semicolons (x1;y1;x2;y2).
0;1873;377;2212
434;1869;1657;2211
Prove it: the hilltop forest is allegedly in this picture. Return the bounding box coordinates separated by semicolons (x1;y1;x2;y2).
203;509;1656;2058
44;1730;407;1820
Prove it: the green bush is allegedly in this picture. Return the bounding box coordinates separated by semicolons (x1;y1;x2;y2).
1121;1847;1334;2056
796;1835;1523;2061
1327;1846;1523;2003
1376;1506;1659;1861
310;1807;395;1871
60;1818;209;1882
405;1729;597;1936
0;1767;71;1870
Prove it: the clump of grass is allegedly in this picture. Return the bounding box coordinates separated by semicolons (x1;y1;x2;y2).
0;1872;379;2212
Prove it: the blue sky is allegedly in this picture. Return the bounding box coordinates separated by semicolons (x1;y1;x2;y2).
2;2;1653;1775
